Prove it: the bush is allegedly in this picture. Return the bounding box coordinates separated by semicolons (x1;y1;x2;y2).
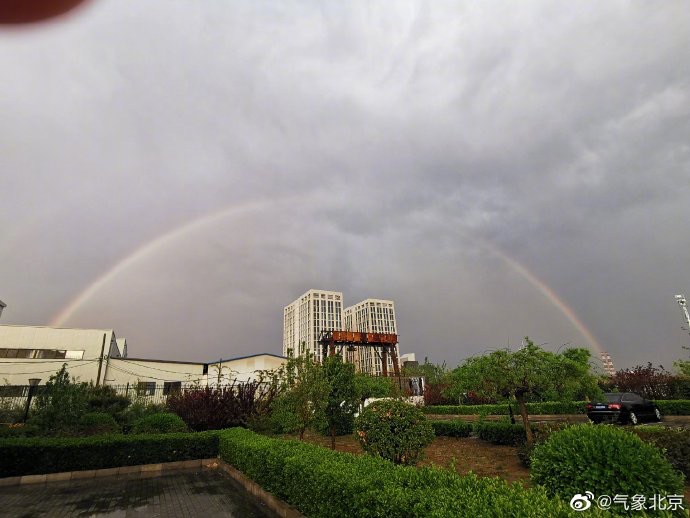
633;426;690;478
132;413;187;434
219;428;607;517
86;386;130;417
430;420;473;438
27;365;91;436
354;399;434;465
0;431;219;477
473;421;525;445
530;424;685;502
78;412;119;436
119;401;167;433
167;382;275;432
425;401;587;415
654;400;690;415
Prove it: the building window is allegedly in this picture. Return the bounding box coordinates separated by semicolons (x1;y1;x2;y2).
163;381;181;395
136;382;156;396
0;385;26;397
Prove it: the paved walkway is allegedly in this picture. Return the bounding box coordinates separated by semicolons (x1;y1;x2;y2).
0;469;273;517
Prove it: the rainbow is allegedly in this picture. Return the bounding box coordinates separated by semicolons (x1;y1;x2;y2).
51;201;603;355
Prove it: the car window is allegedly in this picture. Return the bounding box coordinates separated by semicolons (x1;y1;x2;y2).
604;393;622;403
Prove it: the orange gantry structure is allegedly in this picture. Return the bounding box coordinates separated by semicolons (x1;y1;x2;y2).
318;330;400;377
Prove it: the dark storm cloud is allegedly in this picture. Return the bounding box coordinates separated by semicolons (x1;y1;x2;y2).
1;1;689;369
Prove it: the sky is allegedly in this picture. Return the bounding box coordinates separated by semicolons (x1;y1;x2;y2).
1;1;689;371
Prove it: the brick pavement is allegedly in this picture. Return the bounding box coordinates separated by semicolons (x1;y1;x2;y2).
0;469;272;517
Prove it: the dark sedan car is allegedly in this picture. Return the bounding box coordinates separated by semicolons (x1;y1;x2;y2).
586;392;662;425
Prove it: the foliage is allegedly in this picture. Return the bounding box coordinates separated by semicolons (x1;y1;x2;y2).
132;412;187;434
353;373;396;401
166;380;276;432
633;426;690;478
86;385;131;416
319;356;358;446
119;401;168;432
675;360;690;377
354;399;434;465
445;339;600;443
604;363;678;400
530;424;685;504
430;420;473;438
0;396;24;425
267;353;329;440
27;364;91;436
218;427;607;517
473;421;526;446
403;357;453;405
78;412;119;436
0;431;220;477
424;401;588;415
654;400;690;415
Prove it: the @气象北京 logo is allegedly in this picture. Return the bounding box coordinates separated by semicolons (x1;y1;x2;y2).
570;492;594;511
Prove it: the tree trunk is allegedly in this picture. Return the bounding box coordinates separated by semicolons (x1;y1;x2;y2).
299;427;305;441
516;393;533;444
330;425;336;450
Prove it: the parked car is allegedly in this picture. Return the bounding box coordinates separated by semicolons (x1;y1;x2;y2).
586;392;662;425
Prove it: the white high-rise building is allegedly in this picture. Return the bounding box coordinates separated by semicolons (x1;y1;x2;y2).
344;298;399;375
283;289;343;362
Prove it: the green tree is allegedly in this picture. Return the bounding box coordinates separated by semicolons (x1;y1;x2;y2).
29;364;91;435
321;356;358;449
353;373;396;402
445;338;599;444
271;352;329;440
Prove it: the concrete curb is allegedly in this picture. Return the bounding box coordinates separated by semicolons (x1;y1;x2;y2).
0;458;304;518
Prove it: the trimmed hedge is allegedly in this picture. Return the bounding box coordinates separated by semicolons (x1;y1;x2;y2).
426;400;690;416
430;420;473;438
655;400;690;416
473;421;526;446
132;413;187;434
531;425;685;505
219;428;605;517
0;431;219;477
425;401;587;415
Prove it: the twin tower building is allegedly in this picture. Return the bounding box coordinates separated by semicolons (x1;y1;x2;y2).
282;289;399;376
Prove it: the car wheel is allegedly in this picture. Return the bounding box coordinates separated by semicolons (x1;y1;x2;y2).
629;411;638;425
654;408;662;422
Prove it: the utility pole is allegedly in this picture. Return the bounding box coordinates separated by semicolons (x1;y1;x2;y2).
95;333;106;386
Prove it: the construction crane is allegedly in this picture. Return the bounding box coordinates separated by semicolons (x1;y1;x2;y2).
674;294;690;340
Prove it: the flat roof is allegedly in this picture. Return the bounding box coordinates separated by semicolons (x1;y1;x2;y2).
209;352;287;363
117;357;206;366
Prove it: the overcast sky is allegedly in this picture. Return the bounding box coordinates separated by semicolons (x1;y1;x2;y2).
1;1;689;371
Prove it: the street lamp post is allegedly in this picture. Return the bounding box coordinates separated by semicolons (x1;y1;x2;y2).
22;378;41;423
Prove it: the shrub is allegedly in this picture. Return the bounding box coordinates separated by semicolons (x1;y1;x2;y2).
132;412;187;434
424;401;587;415
86;386;130;417
219;428;607;517
633;426;690;478
473;421;525;445
78;412;119;436
167;382;275;432
27;365;91;436
354;399;434;465
119;401;167;432
530;424;685;502
430;420;473;438
654;400;690;415
0;431;219;477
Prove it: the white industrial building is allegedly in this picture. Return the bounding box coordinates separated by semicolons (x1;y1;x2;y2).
0;323;286;392
283;290;401;376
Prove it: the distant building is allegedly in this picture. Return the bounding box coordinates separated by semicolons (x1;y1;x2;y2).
282;289;343;362
344;298;399;375
0;324;286;389
600;351;616;376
